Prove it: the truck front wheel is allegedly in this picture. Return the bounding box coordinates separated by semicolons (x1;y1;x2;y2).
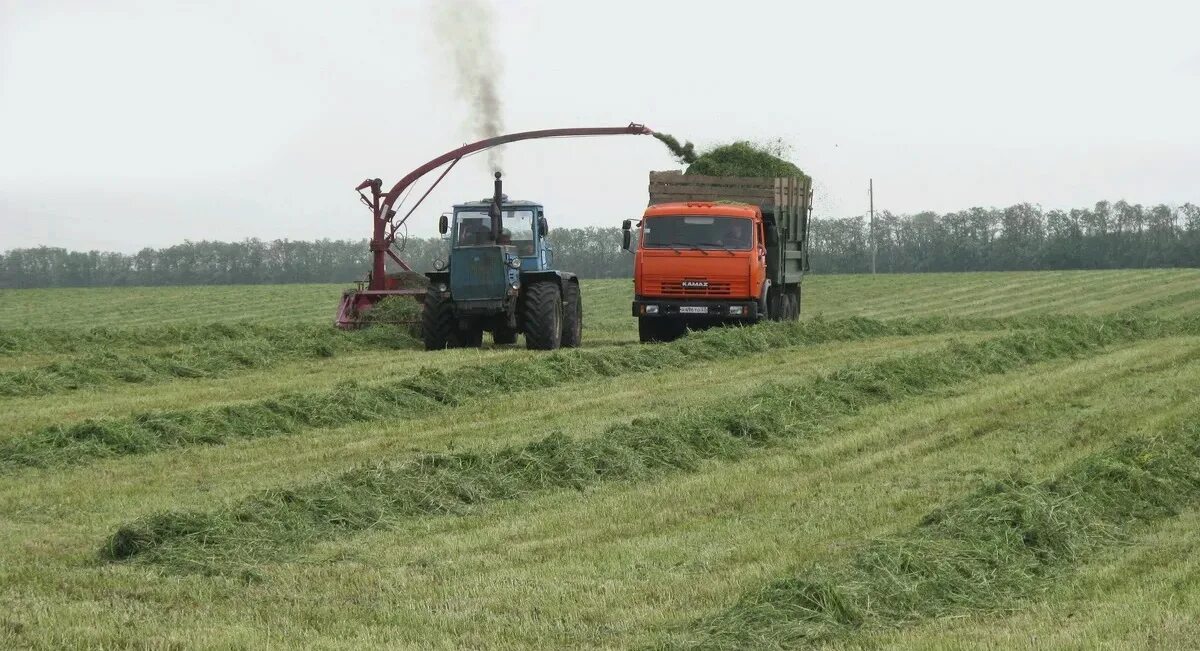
522;281;563;350
639;317;685;343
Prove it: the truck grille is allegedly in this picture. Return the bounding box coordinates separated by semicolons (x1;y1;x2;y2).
660;279;733;296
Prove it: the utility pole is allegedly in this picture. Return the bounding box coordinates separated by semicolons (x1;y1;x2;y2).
869;178;876;275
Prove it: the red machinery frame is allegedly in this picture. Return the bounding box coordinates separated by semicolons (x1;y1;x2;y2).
336;123;654;328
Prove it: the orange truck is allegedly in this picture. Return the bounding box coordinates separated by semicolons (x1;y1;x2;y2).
621;171;811;342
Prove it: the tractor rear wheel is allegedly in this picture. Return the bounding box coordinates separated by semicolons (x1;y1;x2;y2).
421;289;460;350
522;281;562;350
561;281;582;348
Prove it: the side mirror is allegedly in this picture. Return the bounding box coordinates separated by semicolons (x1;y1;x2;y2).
538;216;549;236
438;214;448;235
621;219;632;251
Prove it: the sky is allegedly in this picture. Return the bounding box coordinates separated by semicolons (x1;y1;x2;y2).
1;0;1198;253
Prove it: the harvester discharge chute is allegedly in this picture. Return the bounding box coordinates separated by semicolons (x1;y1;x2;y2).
335;123;654;330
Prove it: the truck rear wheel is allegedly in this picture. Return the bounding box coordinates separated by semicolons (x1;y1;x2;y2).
522;281;562;350
422;290;460;350
561;281;582;348
767;286;787;321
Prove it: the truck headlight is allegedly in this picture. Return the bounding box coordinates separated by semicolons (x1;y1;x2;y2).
729;306;744;315
646;305;659;314
508;257;521;269
436;283;448;293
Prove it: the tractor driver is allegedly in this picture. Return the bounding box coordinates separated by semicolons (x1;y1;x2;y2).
458;218;490;246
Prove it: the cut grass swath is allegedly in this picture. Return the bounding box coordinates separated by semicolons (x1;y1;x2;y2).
0;316;1038;472
0;325;417;397
0;322;337;356
679;417;1200;649
99;317;1190;570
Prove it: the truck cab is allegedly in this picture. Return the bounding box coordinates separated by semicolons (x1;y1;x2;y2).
630;202;768;325
623;172;810;342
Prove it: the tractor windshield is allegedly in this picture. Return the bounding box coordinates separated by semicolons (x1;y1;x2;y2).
642;216;753;250
455;209;536;256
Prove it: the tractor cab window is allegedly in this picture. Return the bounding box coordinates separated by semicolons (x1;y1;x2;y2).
455;209;536;255
502;210;535;256
455;212;493;246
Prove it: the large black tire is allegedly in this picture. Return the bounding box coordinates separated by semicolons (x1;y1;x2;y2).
639;317;685;343
492;324;518;345
795;286;803;318
561;281;582;348
638;316;661;343
767;286;785;322
522;281;562;350
421;290;460;350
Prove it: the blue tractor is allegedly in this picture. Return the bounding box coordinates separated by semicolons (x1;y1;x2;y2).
422;172;582;350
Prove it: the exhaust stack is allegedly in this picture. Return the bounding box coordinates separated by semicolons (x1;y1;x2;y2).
490;171;503;242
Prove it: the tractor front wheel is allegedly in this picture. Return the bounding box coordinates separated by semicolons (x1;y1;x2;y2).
561;281;582;348
522;281;562;350
421;290;460;350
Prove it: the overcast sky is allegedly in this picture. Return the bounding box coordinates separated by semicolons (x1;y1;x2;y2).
2;0;1198;252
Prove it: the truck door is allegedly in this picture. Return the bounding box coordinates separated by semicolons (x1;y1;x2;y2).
754;219;767;299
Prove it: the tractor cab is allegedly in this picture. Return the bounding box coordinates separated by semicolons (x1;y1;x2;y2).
447;198;551;272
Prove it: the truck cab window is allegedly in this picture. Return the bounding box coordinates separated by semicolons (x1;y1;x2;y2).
642;216;753;250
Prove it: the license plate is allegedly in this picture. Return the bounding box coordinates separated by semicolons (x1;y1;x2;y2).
679;306;709;314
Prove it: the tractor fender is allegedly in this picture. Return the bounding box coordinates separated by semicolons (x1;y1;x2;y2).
519;270;576;291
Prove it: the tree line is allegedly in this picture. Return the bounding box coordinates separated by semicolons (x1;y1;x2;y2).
2;201;1197;288
0;227;633;288
814;200;1200;274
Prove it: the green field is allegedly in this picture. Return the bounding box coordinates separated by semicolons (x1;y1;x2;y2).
2;269;1200;649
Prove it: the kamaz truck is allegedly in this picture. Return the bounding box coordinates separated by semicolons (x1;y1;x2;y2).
621;171;811;342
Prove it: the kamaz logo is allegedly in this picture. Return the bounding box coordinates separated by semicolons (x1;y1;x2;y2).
682;280;708;288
